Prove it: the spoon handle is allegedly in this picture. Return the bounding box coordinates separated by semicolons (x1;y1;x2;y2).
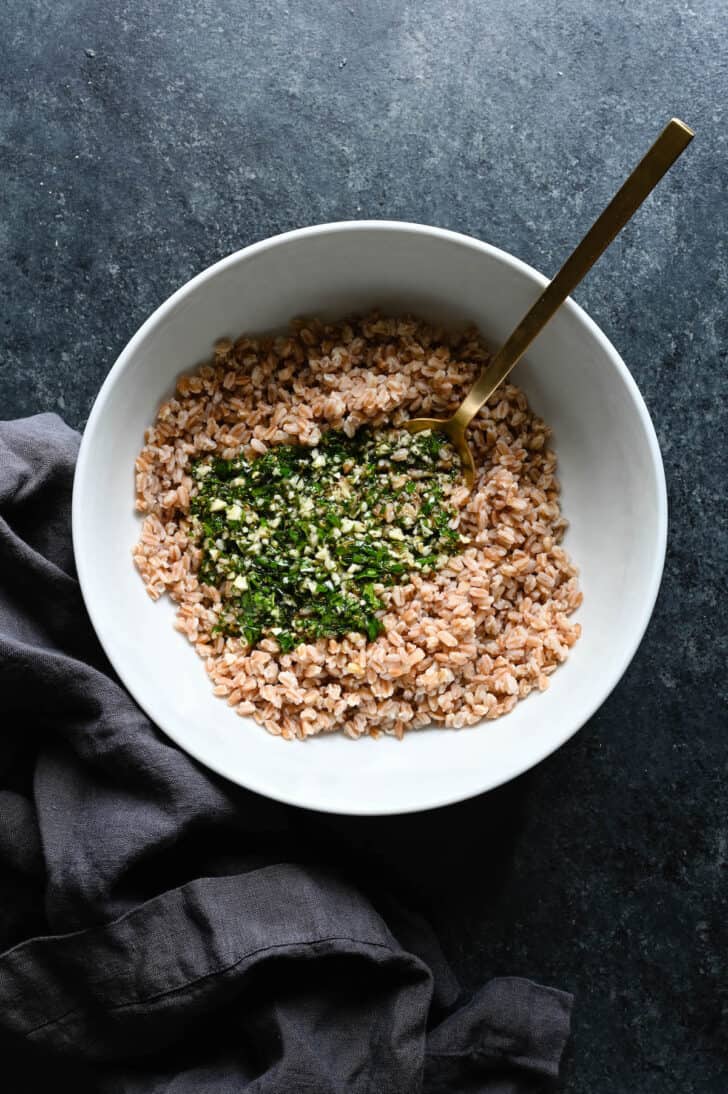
452;118;694;432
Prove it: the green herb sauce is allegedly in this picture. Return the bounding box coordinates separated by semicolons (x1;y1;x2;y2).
190;427;462;652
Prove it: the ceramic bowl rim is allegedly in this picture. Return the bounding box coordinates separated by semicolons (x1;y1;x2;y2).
72;220;667;813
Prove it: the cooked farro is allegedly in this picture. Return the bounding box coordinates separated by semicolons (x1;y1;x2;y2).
133;313;582;740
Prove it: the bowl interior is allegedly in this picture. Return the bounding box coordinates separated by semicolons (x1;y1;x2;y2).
73;223;666;814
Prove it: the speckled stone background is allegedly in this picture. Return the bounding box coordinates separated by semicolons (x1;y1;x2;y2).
1;1;726;1089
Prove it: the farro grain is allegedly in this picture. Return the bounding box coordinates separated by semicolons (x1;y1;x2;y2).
133;314;582;740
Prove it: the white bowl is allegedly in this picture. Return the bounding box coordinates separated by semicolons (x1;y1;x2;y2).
73;221;666;815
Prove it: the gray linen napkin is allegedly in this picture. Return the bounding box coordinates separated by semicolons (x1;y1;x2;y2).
0;413;573;1093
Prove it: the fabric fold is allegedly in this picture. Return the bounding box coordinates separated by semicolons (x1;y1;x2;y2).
0;415;573;1092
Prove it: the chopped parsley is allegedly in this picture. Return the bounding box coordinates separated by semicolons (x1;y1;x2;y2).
190;427;463;652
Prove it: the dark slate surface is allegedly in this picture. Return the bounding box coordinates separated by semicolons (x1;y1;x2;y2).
1;1;726;1089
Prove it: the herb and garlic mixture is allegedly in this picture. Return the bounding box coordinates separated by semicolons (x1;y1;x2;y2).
190;428;463;652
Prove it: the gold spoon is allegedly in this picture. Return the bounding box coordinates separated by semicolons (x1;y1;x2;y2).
405;118;694;487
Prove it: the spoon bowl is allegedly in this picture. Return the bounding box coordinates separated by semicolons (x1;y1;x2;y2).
404;415;476;486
